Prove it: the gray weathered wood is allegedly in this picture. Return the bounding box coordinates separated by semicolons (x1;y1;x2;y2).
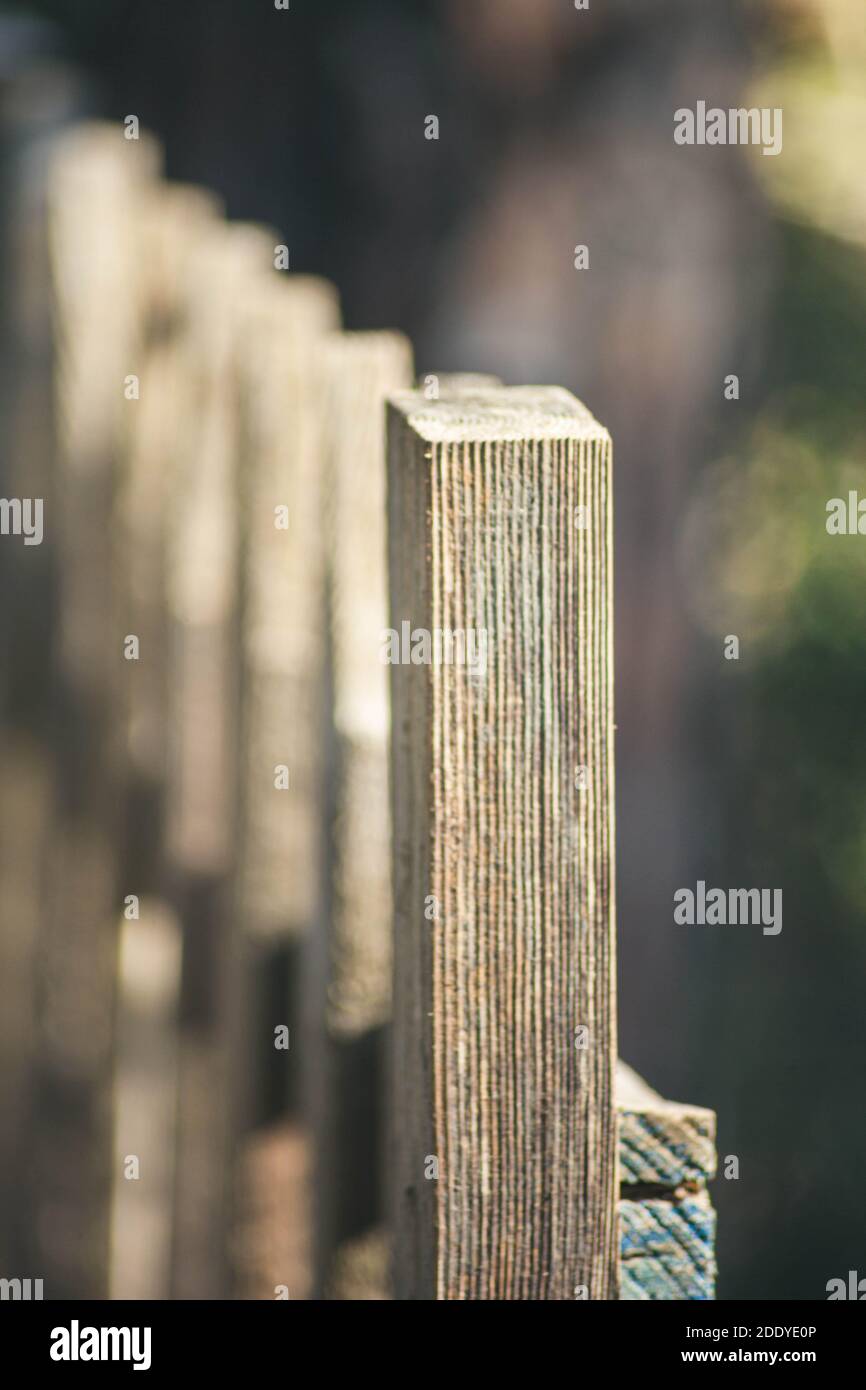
617;1060;717;1300
387;384;617;1300
617;1060;716;1186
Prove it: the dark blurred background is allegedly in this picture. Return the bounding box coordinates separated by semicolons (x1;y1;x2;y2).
1;0;865;1300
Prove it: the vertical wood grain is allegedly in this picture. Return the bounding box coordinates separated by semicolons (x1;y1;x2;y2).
388;385;617;1300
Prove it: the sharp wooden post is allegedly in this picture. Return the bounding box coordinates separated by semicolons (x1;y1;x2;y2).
387;384;618;1300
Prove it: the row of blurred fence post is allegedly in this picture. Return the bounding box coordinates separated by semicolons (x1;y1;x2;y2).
0;114;412;1299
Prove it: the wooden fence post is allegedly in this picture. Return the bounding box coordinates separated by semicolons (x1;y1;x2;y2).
42;121;161;1298
387;384;618;1300
106;181;222;1300
235;274;340;943
314;330;414;1297
119;180;222;888
165;219;277;1298
230;273;340;1300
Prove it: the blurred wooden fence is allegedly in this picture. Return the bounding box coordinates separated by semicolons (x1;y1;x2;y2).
0;121;716;1301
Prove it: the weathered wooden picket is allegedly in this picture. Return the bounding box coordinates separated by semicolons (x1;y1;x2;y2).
0;120;716;1301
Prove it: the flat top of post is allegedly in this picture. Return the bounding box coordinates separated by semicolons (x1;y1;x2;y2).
388;384;609;445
